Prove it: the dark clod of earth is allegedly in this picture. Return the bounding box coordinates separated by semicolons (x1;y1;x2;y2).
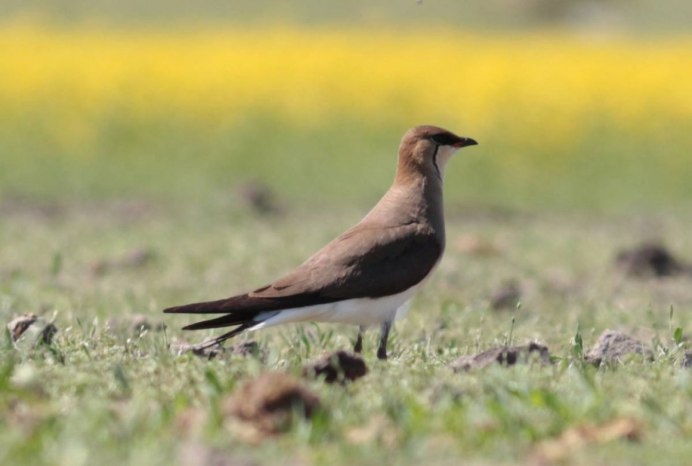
585;330;653;365
237;181;282;215
615;243;690;278
90;247;156;276
230;341;262;357
683;351;691;369
302;351;368;384
490;279;522;310
223;372;321;434
7;314;57;345
450;342;551;372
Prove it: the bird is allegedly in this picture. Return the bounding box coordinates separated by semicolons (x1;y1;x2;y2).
164;125;478;359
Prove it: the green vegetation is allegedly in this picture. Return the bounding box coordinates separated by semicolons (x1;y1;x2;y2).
1;196;690;465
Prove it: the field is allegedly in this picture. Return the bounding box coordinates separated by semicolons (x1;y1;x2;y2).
1;19;691;466
2;23;692;209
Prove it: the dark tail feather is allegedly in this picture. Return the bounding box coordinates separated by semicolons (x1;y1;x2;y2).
163;292;309;316
164;292;334;347
164;294;287;349
183;312;260;330
164;294;270;334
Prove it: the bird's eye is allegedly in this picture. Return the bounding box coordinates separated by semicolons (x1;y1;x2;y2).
430;133;457;146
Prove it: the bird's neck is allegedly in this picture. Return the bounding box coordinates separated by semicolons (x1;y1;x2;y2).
366;173;446;244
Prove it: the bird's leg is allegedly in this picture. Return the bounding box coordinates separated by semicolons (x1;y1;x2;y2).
353;326;365;353
377;320;392;360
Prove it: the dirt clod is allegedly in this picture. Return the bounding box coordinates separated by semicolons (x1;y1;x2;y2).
490;279;522;310
451;342;551;372
231;341;261;357
615;243;689;278
223;372;320;434
7;314;57;345
302;351;368;384
130;314;166;333
237;181;281;215
90;247;156;276
683;351;692;369
585;330;653;365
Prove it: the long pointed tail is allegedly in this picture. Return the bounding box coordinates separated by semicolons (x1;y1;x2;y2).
163;292;335;346
163;294;266;345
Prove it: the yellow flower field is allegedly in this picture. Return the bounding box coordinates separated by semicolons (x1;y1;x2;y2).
2;22;691;147
1;21;691;208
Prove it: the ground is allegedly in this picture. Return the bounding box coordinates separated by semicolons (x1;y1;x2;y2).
1;198;690;465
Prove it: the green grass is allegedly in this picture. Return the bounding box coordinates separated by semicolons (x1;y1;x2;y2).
1;95;691;464
1;197;690;465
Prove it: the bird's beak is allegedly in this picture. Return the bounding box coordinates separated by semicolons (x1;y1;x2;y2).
453;137;478;148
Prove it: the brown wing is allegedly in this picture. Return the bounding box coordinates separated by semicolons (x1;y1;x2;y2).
250;221;443;301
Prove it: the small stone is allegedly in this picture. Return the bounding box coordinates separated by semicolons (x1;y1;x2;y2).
615;243;689;278
490;279;522;311
451;342;551;372
302;351;368;384
585;330;653;365
129;314;166;333
7;314;57;345
237;181;281;215
90;248;156;276
682;351;691;369
232;341;261;357
223;372;320;434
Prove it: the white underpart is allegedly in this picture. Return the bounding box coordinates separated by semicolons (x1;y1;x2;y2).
435;145;460;176
249;285;420;331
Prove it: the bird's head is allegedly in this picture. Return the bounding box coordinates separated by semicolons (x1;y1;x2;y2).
397;125;478;182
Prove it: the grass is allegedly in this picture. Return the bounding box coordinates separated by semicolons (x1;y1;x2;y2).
1;198;690;465
2;24;692;211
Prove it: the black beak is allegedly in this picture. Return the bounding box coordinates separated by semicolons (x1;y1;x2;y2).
454;137;478;148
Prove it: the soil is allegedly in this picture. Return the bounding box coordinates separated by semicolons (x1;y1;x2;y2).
302;351;368;384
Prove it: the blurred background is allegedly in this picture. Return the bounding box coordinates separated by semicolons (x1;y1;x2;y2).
1;0;691;212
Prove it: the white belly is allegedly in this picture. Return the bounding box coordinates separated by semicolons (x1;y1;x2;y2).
250;286;419;330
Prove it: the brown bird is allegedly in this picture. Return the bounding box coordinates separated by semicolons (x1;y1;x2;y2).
164;125;478;359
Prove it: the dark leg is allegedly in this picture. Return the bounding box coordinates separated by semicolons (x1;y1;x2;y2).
353;326;365;353
377;320;392;360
